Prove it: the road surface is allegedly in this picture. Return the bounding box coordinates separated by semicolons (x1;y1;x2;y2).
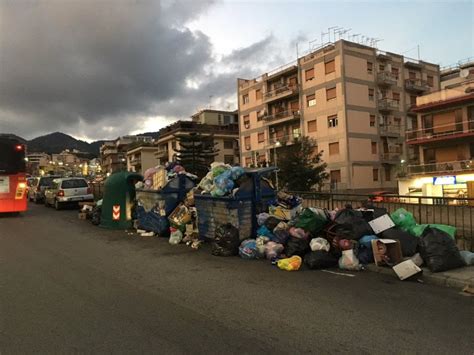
1;204;473;354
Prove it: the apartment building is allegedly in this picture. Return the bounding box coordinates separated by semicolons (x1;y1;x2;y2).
155;109;239;166
126;144;159;174
237;39;440;191
440;58;474;89
26;152;51;175
398;79;474;201
100;135;153;174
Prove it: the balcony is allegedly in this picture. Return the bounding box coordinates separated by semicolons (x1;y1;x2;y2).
263;84;299;103
406;120;474;144
269;133;301;147
379;124;402;136
263;110;301;123
155;149;169;158
377;72;397;86
405;79;430;93
407;159;474;176
380;152;402;163
378;98;399;112
129;157;141;165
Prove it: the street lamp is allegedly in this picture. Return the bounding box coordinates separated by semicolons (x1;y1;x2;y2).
274;140;281;189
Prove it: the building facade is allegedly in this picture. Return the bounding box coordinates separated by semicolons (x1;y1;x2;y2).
237;39;440;191
100;135;153;174
398;79;474;202
155;109;239;166
126;145;159;174
26;152;51;175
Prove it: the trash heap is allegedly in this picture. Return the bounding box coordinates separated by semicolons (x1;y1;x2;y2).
136;163;197;191
197;162;246;197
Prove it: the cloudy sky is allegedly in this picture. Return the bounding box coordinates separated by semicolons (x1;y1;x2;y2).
0;0;472;141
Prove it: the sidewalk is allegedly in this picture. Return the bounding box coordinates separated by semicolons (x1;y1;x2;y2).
366;264;474;290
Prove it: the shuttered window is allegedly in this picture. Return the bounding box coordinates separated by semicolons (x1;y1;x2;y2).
367;62;373;74
368;88;374;101
370;114;376;127
305;68;315;81
255;89;262;100
307;120;317;133
325;59;335;74
326;87;336;100
427;75;434;87
245;157;252;166
373;168;379;182
258;132;265;143
243;94;249;104
329;142;339;155
244;136;250;149
243;114;250;128
328;115;338;127
306;94;316;107
371;142;377;154
330;170;341;183
385;166;391;181
391;67;399;79
392;92;400;103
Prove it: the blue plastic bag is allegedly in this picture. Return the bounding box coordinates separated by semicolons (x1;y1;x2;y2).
257;225;275;240
230;166;245;180
239;239;259;259
358;235;378;264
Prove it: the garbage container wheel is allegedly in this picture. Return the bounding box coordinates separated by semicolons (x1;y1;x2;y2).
54;199;62;210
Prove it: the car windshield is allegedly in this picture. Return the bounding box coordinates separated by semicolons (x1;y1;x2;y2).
61;179;88;189
39;177;59;186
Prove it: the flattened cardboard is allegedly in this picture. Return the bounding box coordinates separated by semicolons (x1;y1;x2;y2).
368;214;395;234
393;260;422;280
371;239;402;266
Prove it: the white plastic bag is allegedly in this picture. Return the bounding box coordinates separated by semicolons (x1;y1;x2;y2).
310;237;330;252
338;249;362;271
169;229;183;245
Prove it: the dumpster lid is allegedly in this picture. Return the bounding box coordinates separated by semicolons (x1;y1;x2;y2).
244;166;277;176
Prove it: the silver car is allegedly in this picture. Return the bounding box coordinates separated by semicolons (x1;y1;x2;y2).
44;177;94;210
28;175;61;203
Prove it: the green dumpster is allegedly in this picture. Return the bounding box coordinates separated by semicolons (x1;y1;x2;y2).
100;171;143;229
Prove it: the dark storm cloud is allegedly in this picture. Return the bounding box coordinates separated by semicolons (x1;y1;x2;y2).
0;0;279;140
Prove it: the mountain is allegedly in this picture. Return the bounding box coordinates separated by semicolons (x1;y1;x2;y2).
26;131;160;157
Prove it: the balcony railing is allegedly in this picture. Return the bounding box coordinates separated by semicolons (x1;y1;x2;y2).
379;124;402;135
408;159;474;175
263;110;301;122
406;120;474;143
263;85;298;102
130;157;141;165
380;152;402;162
378;98;399;111
269;133;301;146
155;149;169;158
405;79;430;92
377;72;397;86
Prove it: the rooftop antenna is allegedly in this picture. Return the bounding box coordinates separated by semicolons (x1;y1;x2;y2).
373;38;383;48
327;26;338;42
309;38;319;51
352;34;360;42
208;95;213;109
332;26;343;42
321;30;329;44
335;28;344;40
340;28;351;40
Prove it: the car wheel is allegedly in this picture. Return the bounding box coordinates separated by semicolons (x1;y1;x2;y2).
54;199;62;210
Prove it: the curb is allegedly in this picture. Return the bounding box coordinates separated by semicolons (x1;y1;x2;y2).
365;264;474;290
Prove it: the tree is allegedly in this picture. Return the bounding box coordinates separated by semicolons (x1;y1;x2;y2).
276;136;329;192
173;132;218;178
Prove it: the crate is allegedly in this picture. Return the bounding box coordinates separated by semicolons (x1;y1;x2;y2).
194;167;276;241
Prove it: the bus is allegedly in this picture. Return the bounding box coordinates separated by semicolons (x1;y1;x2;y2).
0;135;28;214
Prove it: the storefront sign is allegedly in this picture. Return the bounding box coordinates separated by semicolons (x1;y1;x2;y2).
433;176;456;185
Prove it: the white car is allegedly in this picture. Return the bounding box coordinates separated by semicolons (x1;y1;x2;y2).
44;177;94;210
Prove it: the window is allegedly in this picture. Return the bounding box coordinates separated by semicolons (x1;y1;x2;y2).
243;94;249;104
257;110;265;121
224;155;234;165
305;68;315;81
244;136;251;150
371;142;377;154
379;64;385;71
373;168;379;182
255;89;262;100
367;61;373;74
243;114;250;128
326;87;337;101
328;114;338;127
330;170;341;183
385;166;391;181
325;59;335;74
392;92;400;103
394;116;401;126
223;115;232;124
61;179;88;189
218;114;222;125
258;132;265;143
410;95;417;106
223;139;234;149
427;75;434;87
409;71;416;80
329;142;339;155
368;88;374;101
290;100;299;113
306;93;316;107
307;119;317;133
171;141;177;150
245;156;252;166
391;67;399;79
370;114;376;127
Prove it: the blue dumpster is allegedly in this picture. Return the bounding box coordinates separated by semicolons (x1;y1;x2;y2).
194;167;276;241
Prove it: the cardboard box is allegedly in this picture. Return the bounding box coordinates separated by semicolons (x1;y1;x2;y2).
371;239;402;266
78;211;88;220
368;214;395;234
393;259;422;280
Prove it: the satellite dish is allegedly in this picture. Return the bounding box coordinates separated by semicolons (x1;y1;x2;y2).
460;69;469;78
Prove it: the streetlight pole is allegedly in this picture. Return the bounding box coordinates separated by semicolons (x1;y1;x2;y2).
274;140;281;189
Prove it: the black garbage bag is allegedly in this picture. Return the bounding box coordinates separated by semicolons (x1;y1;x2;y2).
419;227;465;272
334;208;373;240
212;223;240;257
381;227;419;256
264;216;282;231
91;206;101;226
304;250;339;269
285;237;310;257
360;207;388;223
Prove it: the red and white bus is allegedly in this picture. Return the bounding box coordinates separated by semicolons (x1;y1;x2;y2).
0;136;28;214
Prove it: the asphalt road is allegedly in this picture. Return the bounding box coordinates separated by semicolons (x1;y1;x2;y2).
1;204;473;354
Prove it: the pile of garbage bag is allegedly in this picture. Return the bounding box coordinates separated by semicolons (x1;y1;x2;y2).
197;162;245;197
136;162;197;191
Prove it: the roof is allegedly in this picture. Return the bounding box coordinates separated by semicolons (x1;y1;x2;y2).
190;109;237;119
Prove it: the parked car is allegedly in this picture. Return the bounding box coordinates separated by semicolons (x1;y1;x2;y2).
368;191;400;203
28;175;61;203
44;177;94;210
